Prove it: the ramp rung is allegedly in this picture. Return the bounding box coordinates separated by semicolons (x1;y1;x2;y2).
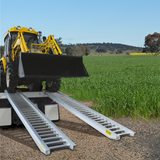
101;122;111;125
113;130;125;133
28;118;42;121
107;126;116;129
21;109;33;110
78;109;89;112
35;127;50;131
22;111;36;113
26;117;39;119
88;116;98;119
49;144;69;150
109;127;120;130
23;112;37;115
21;109;32;111
118;133;130;136
88;115;97;117
84;113;93;115
34;125;48;128
42;136;61;141
104;124;114;127
36;128;51;131
26;116;39;119
28;119;42;121
37;130;54;134
23;113;37;116
95;119;104;122
40;133;57;137
91;117;100;119
81;111;91;113
25;115;39;118
19;107;32;109
46;140;65;145
32;122;46;126
25;114;38;117
30;120;44;123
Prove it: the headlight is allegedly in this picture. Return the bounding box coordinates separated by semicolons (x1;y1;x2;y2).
17;26;21;30
38;31;42;36
29;27;33;31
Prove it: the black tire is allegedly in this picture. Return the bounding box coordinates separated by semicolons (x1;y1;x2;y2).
0;64;7;92
1;126;9;129
28;82;42;91
6;61;19;93
46;78;61;92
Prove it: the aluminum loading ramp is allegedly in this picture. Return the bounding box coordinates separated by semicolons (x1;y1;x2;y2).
43;90;135;140
4;90;75;155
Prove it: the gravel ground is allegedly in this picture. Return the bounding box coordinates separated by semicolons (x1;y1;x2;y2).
0;105;160;160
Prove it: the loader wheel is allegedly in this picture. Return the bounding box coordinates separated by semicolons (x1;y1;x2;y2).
46;78;61;92
1;126;9;129
27;82;42;91
6;61;19;93
0;64;7;92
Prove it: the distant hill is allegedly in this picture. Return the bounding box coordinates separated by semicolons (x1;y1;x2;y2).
63;43;143;53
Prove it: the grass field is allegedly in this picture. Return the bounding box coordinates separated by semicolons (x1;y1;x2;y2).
60;55;160;119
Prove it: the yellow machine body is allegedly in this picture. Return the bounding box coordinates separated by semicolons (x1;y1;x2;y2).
1;26;88;91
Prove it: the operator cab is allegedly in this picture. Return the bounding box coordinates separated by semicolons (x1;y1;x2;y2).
23;32;38;49
4;26;39;58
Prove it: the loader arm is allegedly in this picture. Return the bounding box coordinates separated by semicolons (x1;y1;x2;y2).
12;32;29;61
31;35;62;55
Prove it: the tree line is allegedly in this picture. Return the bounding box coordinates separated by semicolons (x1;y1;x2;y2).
2;33;159;57
65;46;90;56
64;42;143;53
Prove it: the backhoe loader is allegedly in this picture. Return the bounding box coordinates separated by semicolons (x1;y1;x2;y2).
0;26;88;93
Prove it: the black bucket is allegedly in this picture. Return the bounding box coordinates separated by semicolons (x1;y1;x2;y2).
18;52;89;78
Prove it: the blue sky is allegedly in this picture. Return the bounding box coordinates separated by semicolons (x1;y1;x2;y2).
0;0;160;47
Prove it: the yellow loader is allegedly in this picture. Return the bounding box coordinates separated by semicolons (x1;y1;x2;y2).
0;26;88;93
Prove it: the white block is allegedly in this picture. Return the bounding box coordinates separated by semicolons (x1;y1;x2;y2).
0;108;11;126
45;104;59;121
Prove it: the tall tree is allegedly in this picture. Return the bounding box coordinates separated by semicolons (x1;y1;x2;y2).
144;32;160;56
65;47;73;56
116;49;123;54
72;46;82;56
79;46;86;56
85;46;90;56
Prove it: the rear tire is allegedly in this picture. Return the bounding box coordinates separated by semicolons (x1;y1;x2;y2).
6;61;19;93
1;126;9;129
0;64;7;92
46;78;61;92
27;82;42;91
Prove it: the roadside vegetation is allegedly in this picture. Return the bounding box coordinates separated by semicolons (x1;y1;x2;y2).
60;55;160;119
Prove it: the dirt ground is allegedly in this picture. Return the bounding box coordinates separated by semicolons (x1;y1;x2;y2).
0;105;160;160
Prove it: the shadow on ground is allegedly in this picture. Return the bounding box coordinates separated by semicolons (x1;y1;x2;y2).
54;120;104;137
0;125;39;150
0;119;103;151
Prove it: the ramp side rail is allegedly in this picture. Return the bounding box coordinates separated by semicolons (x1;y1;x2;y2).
43;90;135;140
4;90;75;155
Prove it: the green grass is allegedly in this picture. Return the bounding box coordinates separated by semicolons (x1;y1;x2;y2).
60;55;160;119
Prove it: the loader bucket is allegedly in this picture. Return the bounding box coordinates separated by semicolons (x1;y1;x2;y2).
18;52;89;78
